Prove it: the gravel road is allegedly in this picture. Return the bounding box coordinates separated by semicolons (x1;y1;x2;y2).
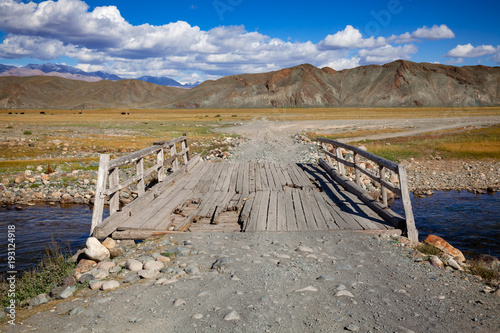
4;232;499;333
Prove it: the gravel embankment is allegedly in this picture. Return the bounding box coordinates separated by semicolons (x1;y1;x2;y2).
3;232;499;332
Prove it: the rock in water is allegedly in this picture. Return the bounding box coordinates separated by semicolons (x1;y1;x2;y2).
84;237;110;262
424;235;466;262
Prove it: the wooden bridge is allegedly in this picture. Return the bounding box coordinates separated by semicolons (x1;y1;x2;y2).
90;136;418;242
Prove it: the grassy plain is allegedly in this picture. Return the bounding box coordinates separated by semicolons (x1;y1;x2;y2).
1;107;499;173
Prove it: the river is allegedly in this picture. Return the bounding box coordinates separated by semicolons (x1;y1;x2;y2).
1;191;498;276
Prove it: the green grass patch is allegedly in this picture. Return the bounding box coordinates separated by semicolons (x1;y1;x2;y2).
354;124;500;162
0;240;76;309
465;260;500;281
415;243;442;257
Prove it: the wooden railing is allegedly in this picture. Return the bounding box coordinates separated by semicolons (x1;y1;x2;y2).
90;135;190;236
317;137;418;242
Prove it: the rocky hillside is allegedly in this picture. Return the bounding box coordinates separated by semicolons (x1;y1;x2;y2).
0;76;184;109
1;60;499;109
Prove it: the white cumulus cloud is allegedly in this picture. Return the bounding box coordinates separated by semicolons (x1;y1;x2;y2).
412;24;455;40
446;44;497;58
319;25;386;50
359;44;418;65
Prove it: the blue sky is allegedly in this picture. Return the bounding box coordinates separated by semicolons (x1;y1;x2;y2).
0;0;499;83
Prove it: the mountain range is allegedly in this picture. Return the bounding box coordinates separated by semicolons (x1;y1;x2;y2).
0;63;196;87
0;60;499;109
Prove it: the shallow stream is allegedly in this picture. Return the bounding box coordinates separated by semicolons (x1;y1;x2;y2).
1;191;498;275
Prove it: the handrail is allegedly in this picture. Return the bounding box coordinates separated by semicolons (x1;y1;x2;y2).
90;135;190;236
317;137;418;242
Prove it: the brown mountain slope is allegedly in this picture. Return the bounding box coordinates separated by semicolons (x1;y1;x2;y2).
0;76;184;109
169;60;500;108
1;60;499;109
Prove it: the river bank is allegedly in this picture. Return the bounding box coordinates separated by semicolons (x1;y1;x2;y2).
2;231;499;332
1;151;498;206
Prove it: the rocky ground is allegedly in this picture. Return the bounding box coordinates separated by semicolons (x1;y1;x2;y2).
1;117;500;332
2;232;500;332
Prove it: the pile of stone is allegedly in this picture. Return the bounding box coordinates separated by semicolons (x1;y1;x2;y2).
0;166;98;205
396;234;499;288
27;236;201;310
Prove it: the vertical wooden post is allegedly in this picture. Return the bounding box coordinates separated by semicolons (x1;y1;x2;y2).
90;154;109;236
171;144;179;171
323;143;333;165
109;167;119;214
354;152;360;186
181;139;188;165
136;157;145;196
398;164;418;242
336;147;345;175
157;148;165;182
182;132;190;162
379;165;387;207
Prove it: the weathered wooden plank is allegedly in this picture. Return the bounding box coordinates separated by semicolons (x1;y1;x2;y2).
259;163;270;190
109;136;185;169
198;191;220;218
291;189;308;231
134;188;192;230
284;164;300;188
242;163;250;195
92;155;202;238
311;190;338;229
267;191;278;231
136;158;145;196
245;191;263;232
276;191;287;231
307;190;330;230
221;163;236;192
272;163;287;190
235;162;244;194
248;162;256;193
317;137;399;172
111;229;182;240
90;154;110;235
299;190;318;231
238;197;254;231
255;163;263;191
255;190;271;231
294;164;314;188
108;166;120;214
264;164;278;191
279;163;293;187
284;190;297;231
319;158;405;230
398;164;418;242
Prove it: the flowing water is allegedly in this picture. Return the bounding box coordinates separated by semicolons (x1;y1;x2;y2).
1;192;499;275
390;191;500;258
0;204;108;276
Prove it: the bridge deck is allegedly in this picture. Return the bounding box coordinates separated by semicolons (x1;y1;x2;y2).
96;160;394;236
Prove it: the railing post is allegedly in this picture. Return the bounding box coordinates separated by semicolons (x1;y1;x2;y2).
323;143;333;165
182;132;190;162
336;147;345;175
181;138;188;165
157;148;165;182
136;157;145;196
90;154;109;236
109;167;120;214
379;165;387;207
398;164;418;242
354;152;360;186
171;144;179;171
